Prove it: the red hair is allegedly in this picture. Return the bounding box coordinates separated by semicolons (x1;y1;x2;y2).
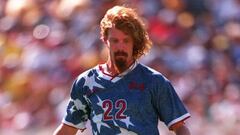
100;6;152;59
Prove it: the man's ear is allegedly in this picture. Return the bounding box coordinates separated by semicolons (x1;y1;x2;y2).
101;36;106;43
102;37;110;48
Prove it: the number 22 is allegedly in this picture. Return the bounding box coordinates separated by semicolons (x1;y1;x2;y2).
102;99;127;121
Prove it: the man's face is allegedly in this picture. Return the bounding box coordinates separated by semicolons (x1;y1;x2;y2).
105;27;134;72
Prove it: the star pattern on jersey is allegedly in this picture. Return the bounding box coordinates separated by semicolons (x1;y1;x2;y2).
118;128;137;135
73;99;87;112
92;111;110;132
96;95;111;113
69;105;76;114
69;99;87;114
83;114;88;120
113;120;119;126
83;75;104;91
93;131;98;135
64;64;191;134
120;116;134;128
96;96;104;109
83;95;91;103
94;95;135;133
113;116;136;135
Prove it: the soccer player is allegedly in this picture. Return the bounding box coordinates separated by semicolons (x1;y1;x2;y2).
54;5;191;135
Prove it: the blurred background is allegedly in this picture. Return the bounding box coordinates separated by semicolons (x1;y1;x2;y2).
0;0;240;135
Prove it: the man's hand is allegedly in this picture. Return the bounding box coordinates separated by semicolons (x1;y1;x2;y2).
53;123;79;135
170;121;191;135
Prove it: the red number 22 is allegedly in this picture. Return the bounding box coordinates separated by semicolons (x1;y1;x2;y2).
102;99;127;121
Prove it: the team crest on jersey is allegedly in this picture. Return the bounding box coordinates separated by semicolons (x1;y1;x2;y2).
128;81;145;91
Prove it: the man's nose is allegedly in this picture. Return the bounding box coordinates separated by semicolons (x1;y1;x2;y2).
117;42;126;50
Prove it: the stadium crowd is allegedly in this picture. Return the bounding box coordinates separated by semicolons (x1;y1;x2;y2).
0;0;239;135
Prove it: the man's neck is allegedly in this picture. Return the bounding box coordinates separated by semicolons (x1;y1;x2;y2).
106;59;135;76
106;60;118;76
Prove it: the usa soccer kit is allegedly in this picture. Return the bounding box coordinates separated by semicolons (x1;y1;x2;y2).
62;62;190;135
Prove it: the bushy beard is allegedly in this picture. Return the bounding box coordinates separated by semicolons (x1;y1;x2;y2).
114;51;128;73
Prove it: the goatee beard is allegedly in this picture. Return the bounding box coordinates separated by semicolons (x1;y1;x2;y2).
114;51;128;73
115;58;127;73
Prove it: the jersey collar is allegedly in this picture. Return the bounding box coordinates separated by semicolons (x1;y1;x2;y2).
98;61;138;82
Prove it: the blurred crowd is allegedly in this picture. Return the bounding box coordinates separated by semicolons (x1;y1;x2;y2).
0;0;240;135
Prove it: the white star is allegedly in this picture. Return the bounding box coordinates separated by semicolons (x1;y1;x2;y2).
113;120;119;126
83;95;88;100
69;105;76;114
92;111;110;132
83;95;91;103
96;96;104;108
71;99;87;113
118;128;137;135
93;131;98;135
120;116;134;128
83;75;104;91
83;115;88;120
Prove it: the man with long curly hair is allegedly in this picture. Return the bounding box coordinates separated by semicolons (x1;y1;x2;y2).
54;5;191;135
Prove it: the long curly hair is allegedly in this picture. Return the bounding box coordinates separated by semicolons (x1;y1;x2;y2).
100;5;152;60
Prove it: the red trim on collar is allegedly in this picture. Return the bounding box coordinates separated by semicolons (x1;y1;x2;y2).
99;65;118;79
98;61;136;80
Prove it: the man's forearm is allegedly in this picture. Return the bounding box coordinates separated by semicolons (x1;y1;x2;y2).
174;125;191;135
53;123;78;135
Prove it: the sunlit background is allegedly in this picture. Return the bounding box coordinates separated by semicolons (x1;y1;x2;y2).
0;0;240;135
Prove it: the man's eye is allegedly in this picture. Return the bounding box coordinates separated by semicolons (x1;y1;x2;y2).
124;38;131;44
110;39;118;43
123;39;129;43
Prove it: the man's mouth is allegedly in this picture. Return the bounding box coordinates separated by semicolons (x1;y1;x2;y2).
114;51;128;57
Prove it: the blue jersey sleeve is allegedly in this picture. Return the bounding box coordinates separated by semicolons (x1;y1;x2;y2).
152;75;190;128
62;78;90;129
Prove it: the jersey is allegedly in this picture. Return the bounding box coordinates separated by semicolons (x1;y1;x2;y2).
62;62;190;135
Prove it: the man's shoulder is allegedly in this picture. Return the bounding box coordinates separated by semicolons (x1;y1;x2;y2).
75;65;98;82
137;63;168;82
138;63;163;76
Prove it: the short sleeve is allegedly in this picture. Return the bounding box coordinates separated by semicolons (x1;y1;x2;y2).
62;78;90;129
152;76;190;128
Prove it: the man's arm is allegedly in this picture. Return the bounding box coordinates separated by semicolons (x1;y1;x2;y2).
170;121;191;135
53;123;78;135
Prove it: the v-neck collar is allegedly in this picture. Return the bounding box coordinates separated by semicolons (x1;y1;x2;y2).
98;61;138;83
